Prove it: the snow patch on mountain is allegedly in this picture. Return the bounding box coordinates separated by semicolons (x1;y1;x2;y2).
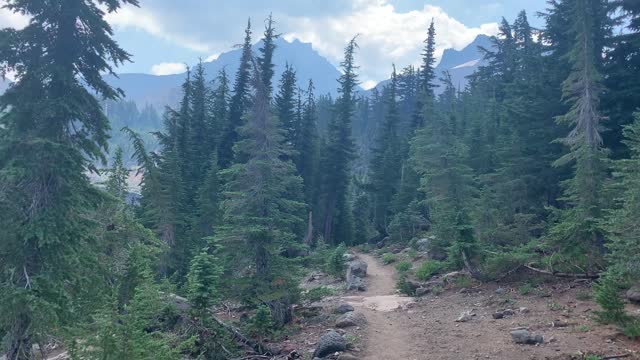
452;59;481;69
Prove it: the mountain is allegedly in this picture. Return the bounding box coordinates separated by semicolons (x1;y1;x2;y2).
105;38;345;110
367;34;492;95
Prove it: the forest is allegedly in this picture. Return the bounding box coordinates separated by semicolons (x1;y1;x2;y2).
1;0;639;359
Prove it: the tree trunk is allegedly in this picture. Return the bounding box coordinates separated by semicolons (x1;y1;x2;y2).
323;194;337;244
303;211;314;246
7;313;31;360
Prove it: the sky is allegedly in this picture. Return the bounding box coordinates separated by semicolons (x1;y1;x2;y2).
0;0;549;88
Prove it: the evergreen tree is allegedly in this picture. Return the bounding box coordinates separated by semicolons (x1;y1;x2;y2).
219;19;253;168
106;146;130;200
217;63;304;324
187;241;223;312
321;38;359;245
257;14;278;96
414;20;437;129
0;0;136;358
299;80;320;207
546;0;612;271
369;66;403;235
275;63;298;148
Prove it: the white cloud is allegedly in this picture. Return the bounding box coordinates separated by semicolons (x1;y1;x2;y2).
0;7;30;29
150;62;187;75
104;4;210;52
283;3;499;84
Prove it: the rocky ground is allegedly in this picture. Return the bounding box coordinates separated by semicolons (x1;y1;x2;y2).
271;249;640;360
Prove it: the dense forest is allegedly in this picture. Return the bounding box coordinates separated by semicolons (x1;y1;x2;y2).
1;0;639;359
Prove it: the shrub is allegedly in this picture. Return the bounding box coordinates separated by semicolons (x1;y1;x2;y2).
302;286;336;302
518;283;534;296
396;274;414;296
382;253;397;264
248;305;274;339
395;261;412;274
415;260;443;281
326;243;347;278
453;274;472;289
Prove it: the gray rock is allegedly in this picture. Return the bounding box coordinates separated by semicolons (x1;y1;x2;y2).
347;276;367;291
335;303;355;314
427;247;448;261
415;238;430;252
493;309;516;319
348;260;368;278
415;287;431;297
337;354;359;360
343;253;356;262
335;311;366;328
510;329;544;345
626;285;640;303
313;330;346;358
455;310;476;322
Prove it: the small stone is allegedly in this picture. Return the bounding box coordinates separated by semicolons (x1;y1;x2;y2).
415;287;431;297
337;354;359;360
495;287;506;295
510;329;544;345
519;307;530;314
335;303;355;314
455;310;476;322
336;312;367;328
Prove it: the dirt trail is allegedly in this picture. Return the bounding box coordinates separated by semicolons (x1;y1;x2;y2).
342;253;420;360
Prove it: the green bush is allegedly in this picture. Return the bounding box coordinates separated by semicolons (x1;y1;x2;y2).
382;253;397;264
248;305;274;339
415;260;443;281
396;274;414;296
395;261;412;273
326;243;347;278
302;286;336;302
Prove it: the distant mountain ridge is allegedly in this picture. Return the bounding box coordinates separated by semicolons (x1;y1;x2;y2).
367;34;492;95
104;38;346;110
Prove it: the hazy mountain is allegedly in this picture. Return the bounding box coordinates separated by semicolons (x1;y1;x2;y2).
105;38;346;110
367;34;492;94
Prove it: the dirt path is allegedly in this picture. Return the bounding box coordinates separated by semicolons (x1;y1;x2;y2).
342;253;420;360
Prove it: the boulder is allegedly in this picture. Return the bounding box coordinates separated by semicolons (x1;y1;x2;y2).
313;330;346;358
626;285;640;303
335;311;367;328
493;309;516;319
347;276;367;292
510;329;544;345
348;260;368;278
441;271;468;283
334;303;355;314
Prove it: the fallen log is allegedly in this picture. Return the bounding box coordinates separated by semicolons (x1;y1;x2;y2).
523;264;599;279
209;312;275;356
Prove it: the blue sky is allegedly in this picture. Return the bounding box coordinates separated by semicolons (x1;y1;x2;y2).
0;0;549;86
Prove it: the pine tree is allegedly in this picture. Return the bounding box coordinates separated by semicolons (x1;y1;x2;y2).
321;37;359;245
187;240;223;312
299;80;320;207
106;146;130;200
217;62;305;324
546;0;612;271
211;68;230;146
414;20;437;129
0;1;136;358
369;66;403;235
411;72;475;263
188;61;214;187
275;63;298;148
257;14;278;97
219;19;253;168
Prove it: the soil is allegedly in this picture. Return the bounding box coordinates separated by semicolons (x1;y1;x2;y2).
333;252;640;360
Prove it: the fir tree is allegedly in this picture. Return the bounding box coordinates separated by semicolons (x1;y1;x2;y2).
546;0;612;271
219;19;253;168
257;14;278;97
299;80;320;207
275;63;298;148
0;0;136;358
321;37;359;245
217;62;304;324
414;20;437;129
369;66;403;235
106;146;130;200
